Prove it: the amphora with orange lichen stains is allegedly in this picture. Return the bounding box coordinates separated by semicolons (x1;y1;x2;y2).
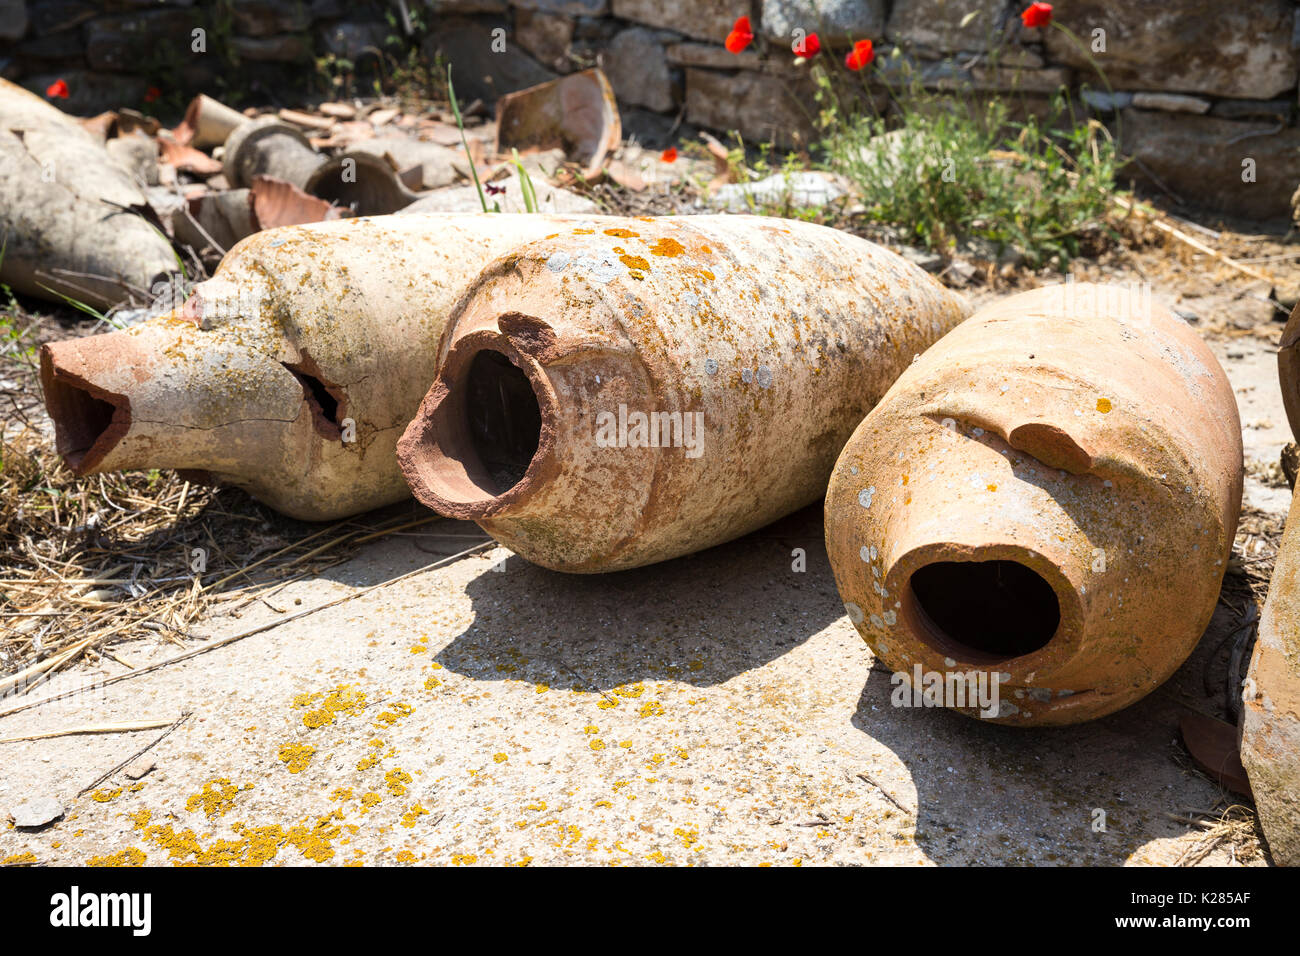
398;215;969;571
826;284;1243;725
39;214;623;520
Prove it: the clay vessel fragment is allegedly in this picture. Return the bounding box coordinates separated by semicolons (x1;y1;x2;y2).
222;116;324;189
40;214;616;521
0;78;177;310
825;283;1243;725
397;216;969;571
175;94;248;150
495;69;621;179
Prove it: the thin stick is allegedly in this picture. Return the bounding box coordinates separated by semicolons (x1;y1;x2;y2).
1110;196;1273;284
856;772;914;816
77;712;192;796
0;718;175;744
0;542;492;721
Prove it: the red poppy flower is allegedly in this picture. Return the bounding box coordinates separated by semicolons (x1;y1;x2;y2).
45;78;69;99
660;146;678;163
793;32;821;57
844;39;874;71
144;86;161;103
1020;3;1053;28
725;16;753;54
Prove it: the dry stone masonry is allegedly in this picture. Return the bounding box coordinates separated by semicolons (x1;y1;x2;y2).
2;0;1299;218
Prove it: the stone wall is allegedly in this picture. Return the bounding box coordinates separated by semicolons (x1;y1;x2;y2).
3;0;1299;219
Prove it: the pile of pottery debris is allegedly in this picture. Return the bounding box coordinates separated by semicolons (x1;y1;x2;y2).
4;74;1296;867
0;68;687;315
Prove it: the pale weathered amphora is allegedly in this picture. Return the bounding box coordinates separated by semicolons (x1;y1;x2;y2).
398;215;969;571
40;214;619;520
825;282;1243;725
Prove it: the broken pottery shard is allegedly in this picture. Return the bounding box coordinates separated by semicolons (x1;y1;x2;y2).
1241;298;1300;865
302;150;419;215
495;69;621;180
0;78;177;310
9;796;65;829
825;283;1243;726
1180;712;1252;797
40;214;619;521
174;93;249;150
222;115;325;189
396;216;969;572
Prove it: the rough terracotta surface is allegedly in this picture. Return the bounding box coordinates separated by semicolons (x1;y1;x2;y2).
824;283;1243;726
0;77;177;310
397;215;969;572
39;213;619;521
1241;299;1300;865
1241;491;1300;866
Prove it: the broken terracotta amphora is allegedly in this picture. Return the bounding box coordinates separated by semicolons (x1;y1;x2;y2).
40;214;622;521
397;216;969;572
0;77;177;310
825;282;1243;725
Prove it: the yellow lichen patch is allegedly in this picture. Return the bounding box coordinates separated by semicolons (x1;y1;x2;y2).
650;237;685;258
493;753;508;763
1;852;37;865
674;826;699;849
360;792;382;813
620;254;650;279
525;800;547;812
91;787;122;803
1097;397;1112;413
384;768;413;797
331;787;354;802
425;676;443;689
186;778;248;818
614;683;645;699
451;854;477;865
646;850;666;864
589;739;605;751
605;228;639;238
396;849;418;863
987;484;998;492
285;810;345;863
375;701;414;727
535;682;549;694
88;848;146;867
294;684;367;730
583;724;599;735
639;700;664;718
510;856;533;867
278;743;316;774
400;804;429;828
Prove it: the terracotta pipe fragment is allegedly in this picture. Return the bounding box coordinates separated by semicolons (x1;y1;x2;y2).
824;283;1243;725
175;94;249;150
222;116;325;189
40;214;621;521
397;216;969;572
